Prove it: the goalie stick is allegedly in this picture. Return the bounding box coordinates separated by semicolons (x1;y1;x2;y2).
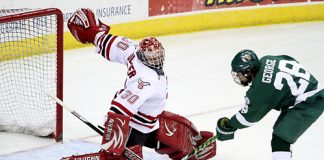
98;125;105;131
181;136;217;160
46;92;143;160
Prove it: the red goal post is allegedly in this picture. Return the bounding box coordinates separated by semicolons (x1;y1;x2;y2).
0;8;63;142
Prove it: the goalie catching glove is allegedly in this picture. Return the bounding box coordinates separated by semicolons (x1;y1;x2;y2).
216;117;237;141
67;8;110;44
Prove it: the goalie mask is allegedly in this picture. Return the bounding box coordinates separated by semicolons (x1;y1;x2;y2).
136;37;165;70
231;49;260;87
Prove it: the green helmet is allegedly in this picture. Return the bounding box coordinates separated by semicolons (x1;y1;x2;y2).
231;49;260;86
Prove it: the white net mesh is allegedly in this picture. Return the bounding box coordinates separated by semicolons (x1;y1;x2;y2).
0;8;33;16
0;9;60;137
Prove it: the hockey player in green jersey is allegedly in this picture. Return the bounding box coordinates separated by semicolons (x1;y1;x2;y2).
216;49;324;160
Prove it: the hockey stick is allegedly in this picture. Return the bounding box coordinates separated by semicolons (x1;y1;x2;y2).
46;92;143;160
181;135;217;160
98;125;105;131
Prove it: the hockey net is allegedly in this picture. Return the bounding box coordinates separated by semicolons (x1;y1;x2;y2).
0;8;63;142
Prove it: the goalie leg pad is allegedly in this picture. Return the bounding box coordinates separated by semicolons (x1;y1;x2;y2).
101;112;131;155
61;145;142;160
155;111;199;154
122;145;143;160
193;131;217;160
166;131;217;160
61;151;106;160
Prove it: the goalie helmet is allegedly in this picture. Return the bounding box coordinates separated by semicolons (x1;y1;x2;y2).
231;49;260;86
136;37;165;70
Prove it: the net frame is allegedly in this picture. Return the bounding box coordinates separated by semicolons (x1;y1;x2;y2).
0;8;63;142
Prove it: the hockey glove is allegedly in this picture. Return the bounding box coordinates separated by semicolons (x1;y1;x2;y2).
216;117;237;141
67;8;110;44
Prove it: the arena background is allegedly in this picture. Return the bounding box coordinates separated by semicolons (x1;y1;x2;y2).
3;0;324;50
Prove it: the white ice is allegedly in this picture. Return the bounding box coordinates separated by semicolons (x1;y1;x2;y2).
1;21;324;160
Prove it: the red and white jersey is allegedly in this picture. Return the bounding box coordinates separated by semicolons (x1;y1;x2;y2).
94;33;168;133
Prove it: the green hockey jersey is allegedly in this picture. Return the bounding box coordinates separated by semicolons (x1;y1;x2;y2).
229;55;324;129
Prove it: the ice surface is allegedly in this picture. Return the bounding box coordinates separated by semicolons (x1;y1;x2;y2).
1;21;324;160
